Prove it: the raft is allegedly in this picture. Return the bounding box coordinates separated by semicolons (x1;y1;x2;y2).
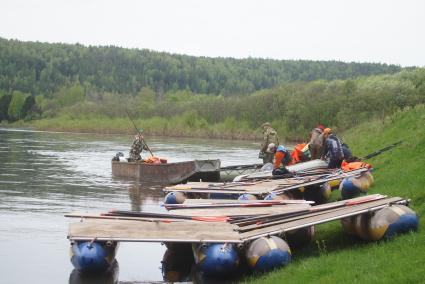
66;194;416;277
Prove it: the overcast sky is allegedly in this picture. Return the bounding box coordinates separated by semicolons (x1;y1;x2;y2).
1;0;424;67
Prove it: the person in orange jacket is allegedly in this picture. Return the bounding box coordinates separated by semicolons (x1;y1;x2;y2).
268;143;292;175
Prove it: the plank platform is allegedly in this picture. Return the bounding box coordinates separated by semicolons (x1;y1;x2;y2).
66;194;408;244
164;168;369;195
69;219;242;243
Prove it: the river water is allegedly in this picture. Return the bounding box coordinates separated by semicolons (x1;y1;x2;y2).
0;128;261;284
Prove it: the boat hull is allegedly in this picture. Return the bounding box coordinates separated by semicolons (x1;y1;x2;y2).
112;159;220;184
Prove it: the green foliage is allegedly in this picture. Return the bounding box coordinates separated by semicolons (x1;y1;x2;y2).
7;90;27;121
0;37;402;97
57;83;85;107
245;105;425;284
0;94;12;121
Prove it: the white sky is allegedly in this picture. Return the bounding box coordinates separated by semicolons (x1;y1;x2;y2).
1;0;424;67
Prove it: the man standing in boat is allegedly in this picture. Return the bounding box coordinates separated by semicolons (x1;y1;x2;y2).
259;122;280;164
128;132;149;161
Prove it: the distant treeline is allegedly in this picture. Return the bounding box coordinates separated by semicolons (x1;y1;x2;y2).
2;69;423;140
0;37;402;97
1;38;423;140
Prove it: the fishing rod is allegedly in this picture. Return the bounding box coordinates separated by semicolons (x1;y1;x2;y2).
361;140;403;160
125;108;154;157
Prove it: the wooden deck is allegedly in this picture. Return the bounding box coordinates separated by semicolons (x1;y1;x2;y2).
67;194;407;244
164;168;369;195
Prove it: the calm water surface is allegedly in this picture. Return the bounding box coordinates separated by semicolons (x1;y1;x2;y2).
0;128;261;284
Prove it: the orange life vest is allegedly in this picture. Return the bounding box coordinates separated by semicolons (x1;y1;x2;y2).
290;143;307;164
144;156;166;164
341;160;372;172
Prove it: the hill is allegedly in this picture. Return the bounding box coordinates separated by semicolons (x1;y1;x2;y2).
247;105;425;283
0;37;402;97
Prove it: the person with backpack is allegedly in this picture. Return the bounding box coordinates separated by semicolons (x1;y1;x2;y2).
321;128;345;168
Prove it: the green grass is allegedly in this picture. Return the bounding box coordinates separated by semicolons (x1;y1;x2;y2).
21;114;260;140
246;105;425;284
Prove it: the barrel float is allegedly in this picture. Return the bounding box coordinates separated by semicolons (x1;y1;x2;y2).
340;214;371;240
161;248;194;282
70;241;119;273
245;236;291;272
284;226;315;248
164;191;186;204
329;179;341;190
238;193;258;201
193;243;239;276
368;205;419;241
264;192;293;200
341;216;357;236
69;260;119;284
304;182;331;204
339;171;373;200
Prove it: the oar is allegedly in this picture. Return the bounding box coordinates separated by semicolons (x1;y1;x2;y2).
361;140;403;160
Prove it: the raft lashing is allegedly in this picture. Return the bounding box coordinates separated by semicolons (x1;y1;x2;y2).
66;194;418;277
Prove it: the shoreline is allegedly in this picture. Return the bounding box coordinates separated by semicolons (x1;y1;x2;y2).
0;121;305;143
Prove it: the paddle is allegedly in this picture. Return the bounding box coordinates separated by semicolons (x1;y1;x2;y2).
361;140;403;160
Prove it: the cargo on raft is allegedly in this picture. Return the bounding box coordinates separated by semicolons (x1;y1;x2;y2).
65;194;418;275
111;159;221;184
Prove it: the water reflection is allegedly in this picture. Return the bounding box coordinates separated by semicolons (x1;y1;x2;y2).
0;128;260;283
69;261;119;284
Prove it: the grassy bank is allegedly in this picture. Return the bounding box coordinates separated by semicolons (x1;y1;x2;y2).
246;105;425;283
18;115;261;140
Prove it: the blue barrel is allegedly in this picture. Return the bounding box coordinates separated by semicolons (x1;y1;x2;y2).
340;172;373;200
161;248;194;282
164;191;186;204
238;193;258;201
70;241;118;273
264;192;292;200
245;236;291;272
285;226;315;248
368;205;419;241
193;243;239;276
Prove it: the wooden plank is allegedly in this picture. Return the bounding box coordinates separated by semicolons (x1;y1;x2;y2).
181;199;313;205
171;204;311;217
65;212;197;223
68;219;241;243
239;197;404;240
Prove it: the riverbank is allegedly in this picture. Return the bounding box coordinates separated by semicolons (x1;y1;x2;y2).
3;115;307;142
246;105;425;283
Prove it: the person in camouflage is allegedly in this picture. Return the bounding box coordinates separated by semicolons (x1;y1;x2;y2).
308;124;325;159
128;133;149;161
259;122;280;164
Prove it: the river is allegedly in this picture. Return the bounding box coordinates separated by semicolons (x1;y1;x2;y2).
0;128;261;284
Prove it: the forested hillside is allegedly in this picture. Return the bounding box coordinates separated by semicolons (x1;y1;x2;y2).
0;37;401;97
1;38;424;140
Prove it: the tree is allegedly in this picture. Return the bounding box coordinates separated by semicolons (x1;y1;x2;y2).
7;91;27;121
0;94;12;121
